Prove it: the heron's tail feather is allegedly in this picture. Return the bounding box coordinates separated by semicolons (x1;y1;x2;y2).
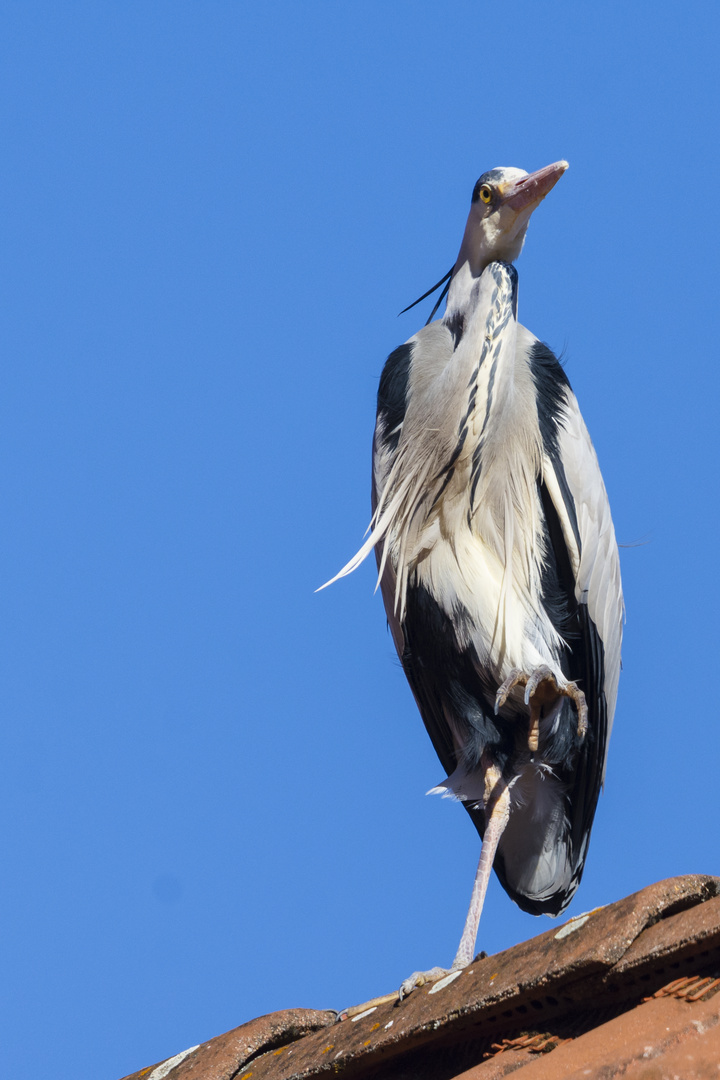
476;761;580;917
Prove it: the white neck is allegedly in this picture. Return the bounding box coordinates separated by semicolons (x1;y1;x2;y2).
444;260;479;323
445;217;529;323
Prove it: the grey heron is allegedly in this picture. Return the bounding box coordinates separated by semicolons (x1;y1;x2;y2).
324;161;622;996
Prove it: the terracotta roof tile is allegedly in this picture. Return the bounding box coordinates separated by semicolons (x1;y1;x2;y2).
119;1009;335;1080
120;875;720;1080
455;989;720;1078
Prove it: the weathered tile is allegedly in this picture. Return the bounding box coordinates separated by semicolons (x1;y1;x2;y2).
610;893;720;977
454;993;720;1079
119;1009;336;1080
237;876;720;1079
120;876;720;1080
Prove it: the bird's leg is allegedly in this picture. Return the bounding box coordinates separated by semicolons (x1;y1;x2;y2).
495;665;588;751
451;764;510;969
398;762;510;998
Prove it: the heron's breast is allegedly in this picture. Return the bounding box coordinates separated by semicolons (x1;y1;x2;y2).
413;522;556;676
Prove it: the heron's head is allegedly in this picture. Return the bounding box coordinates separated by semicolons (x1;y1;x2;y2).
456;161;568;274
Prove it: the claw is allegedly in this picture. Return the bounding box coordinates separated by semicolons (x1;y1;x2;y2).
573;690;588;740
523;665;552;705
494;668;522;714
494;666;587;750
398;966;451;1000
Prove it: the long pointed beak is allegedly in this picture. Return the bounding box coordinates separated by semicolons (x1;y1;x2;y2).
501;160;569;212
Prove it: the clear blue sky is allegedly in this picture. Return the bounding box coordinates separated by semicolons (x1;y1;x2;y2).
1;3;718;1078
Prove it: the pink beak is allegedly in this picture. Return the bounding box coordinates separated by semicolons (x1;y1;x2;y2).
502;160;569;212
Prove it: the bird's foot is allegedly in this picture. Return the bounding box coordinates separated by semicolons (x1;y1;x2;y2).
398;966;452;1000
495;665;587;750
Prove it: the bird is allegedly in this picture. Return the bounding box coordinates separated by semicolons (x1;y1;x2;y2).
322;161;623;996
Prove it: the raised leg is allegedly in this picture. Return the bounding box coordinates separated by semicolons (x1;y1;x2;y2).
495;665;587;751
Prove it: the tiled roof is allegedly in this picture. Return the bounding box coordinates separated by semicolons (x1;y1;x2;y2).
122;875;720;1080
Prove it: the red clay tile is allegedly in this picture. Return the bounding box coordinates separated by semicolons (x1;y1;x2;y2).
521;994;717;1078
452;992;720;1077
118;1008;336;1080
612;893;720;977
119;876;720;1080
232;876;720;1079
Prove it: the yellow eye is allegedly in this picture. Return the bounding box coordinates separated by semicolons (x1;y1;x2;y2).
479;185;493;204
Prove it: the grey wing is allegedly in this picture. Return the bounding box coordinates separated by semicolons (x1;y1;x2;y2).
371;339;412;658
487;342;623;915
372;326;463;776
478;336;624;915
531;381;623;907
542;384;623;779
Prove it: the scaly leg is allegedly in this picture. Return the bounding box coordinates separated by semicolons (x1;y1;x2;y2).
398;763;510;998
495;665;587;752
451;765;510;969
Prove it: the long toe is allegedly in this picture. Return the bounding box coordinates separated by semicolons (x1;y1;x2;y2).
569;684;588;738
523;665;556;705
398;966;451;1000
494;668;524;713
